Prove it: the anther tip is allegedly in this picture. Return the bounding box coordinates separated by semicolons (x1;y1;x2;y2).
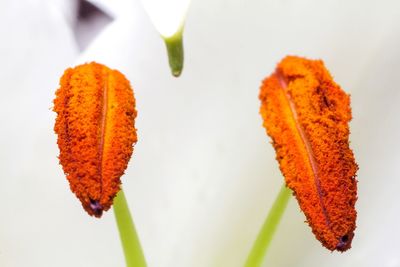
89;199;103;217
336;233;353;251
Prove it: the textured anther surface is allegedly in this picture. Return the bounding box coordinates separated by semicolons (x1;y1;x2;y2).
259;56;358;251
54;62;137;217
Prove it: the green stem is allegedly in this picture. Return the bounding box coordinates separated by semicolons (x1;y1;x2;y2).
163;27;184;77
244;184;292;267
114;189;147;267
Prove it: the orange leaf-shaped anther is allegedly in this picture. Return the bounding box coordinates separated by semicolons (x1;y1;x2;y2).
259;56;358;251
54;62;137;218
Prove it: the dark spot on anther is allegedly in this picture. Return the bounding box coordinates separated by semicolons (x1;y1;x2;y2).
323;95;330;107
89;199;103;217
336;233;353;251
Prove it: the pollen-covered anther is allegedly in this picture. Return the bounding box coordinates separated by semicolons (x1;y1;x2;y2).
259;56;358;251
54;62;137;217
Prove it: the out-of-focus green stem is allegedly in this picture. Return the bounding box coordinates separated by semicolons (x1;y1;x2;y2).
163;26;184;77
244;184;291;267
114;189;147;267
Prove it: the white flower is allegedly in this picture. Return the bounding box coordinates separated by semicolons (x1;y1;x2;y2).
141;0;190;38
1;0;400;267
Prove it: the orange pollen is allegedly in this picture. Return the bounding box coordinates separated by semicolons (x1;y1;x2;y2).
53;62;137;217
259;56;358;251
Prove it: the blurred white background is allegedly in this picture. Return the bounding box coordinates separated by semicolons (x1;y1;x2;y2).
1;0;400;266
